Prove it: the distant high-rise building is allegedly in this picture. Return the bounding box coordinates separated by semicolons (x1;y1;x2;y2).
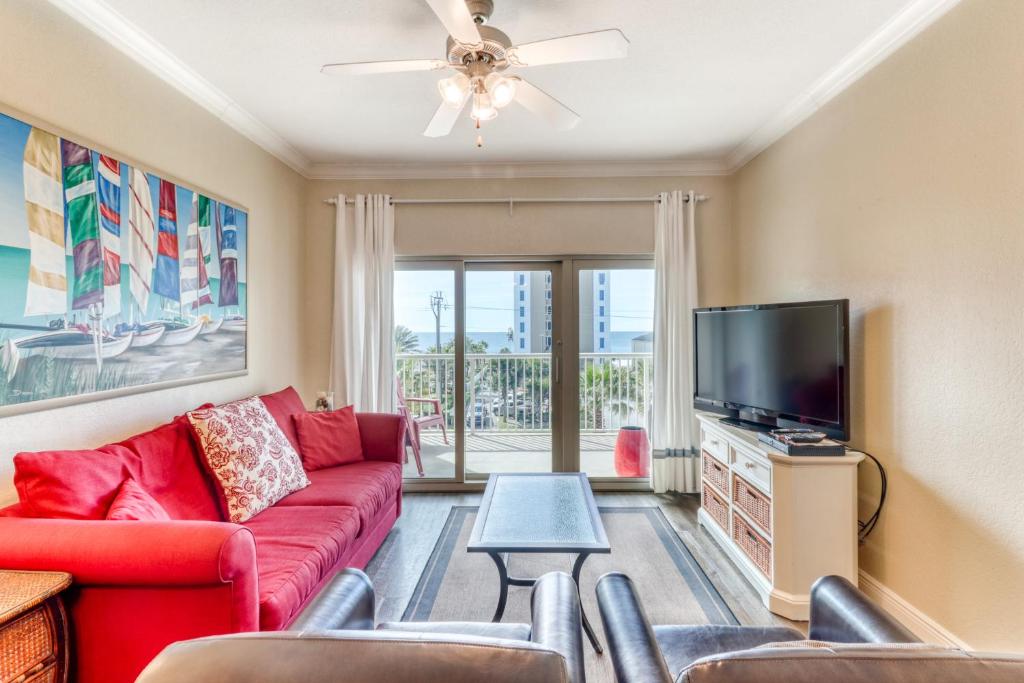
578;270;611;353
514;271;552;352
515;270;610;353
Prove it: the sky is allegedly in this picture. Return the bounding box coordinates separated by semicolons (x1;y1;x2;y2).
395;268;655;334
0;111;247;281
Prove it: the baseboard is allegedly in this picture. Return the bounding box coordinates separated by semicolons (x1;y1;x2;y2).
857;570;970;648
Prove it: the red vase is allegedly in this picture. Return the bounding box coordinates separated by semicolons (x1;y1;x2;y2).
614;426;651;477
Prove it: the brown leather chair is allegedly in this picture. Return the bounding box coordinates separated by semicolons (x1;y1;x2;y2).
596;573;1024;683
137;568;585;683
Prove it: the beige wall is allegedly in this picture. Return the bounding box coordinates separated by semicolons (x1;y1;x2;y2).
0;1;309;505
733;0;1023;650
301;175;735;394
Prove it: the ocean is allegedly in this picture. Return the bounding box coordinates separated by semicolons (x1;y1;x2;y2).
408;331;649;354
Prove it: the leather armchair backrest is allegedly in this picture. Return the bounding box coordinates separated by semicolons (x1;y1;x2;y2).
137;631;574;683
679;645;1024;683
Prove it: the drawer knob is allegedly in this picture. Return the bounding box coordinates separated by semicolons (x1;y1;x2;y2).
744;462;754;469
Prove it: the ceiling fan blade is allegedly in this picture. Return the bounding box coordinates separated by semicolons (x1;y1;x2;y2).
512;79;580;130
423;0;482;46
423;95;469;137
508;29;629;67
321;59;449;76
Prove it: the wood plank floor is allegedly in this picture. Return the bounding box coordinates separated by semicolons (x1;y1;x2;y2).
365;491;803;631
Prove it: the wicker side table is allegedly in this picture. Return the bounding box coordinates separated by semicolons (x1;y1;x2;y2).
0;570;71;683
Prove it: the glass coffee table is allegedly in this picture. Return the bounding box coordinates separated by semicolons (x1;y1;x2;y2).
467;472;610;652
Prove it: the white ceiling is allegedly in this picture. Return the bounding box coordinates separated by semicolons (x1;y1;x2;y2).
63;0;955;175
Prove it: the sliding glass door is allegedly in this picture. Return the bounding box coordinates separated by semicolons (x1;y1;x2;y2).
464;263;562;478
567;259;655;483
396;257;650;489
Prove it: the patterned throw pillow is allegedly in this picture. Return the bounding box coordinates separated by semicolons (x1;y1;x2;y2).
187;396;310;523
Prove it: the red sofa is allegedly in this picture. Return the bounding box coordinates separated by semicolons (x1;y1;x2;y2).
0;387;405;683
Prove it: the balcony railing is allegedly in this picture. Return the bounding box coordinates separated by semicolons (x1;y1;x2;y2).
396;352;653;434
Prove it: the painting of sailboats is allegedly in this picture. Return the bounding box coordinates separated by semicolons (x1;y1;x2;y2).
0;109;247;412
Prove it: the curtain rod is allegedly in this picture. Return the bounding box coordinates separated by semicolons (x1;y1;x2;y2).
322;194;708;206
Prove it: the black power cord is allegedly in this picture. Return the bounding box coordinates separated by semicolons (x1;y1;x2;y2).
856;450;887;543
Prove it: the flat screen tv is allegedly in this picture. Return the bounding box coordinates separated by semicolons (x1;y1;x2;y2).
693;299;850;440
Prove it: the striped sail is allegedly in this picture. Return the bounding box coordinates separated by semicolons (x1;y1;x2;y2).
61;140;102;311
217;203;239;307
181;193;213;309
96;154;122;318
22;128;66;316
153;179;180;302
127;167;156;313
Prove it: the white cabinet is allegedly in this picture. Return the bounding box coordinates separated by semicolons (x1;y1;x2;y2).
696;412;864;620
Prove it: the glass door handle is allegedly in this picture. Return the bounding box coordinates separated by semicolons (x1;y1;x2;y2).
553;340;562;383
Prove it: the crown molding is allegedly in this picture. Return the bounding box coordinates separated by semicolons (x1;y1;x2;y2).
725;0;962;172
51;0;959;181
305;158;731;181
47;0;312;175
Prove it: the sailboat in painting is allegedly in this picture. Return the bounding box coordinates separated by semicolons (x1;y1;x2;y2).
2;132;132;380
151;179;202;346
216;203;245;333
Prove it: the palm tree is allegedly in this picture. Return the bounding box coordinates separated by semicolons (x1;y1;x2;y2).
394;325;419;353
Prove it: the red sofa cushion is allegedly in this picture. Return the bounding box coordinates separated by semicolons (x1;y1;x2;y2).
293;406;364;470
106;479;170;521
259;386;306;454
13;448;134;519
108;409;223;521
242;505;360;630
277;461;401;533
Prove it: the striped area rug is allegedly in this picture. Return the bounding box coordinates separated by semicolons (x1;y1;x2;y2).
402;506;737;683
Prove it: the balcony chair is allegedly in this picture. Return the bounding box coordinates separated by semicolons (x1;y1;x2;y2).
596;572;1024;682
137;568;586;683
396;379;448;477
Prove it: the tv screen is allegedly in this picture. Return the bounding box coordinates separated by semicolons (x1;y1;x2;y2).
693;300;849;439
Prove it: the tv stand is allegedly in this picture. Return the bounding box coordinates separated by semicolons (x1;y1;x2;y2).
718;416;773;433
696;411;864;620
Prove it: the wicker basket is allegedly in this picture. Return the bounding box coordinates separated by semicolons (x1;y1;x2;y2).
701;481;730;533
701;451;730;496
733;474;771;536
732;512;772;579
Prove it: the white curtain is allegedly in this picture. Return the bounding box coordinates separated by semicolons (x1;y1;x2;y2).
651;190;700;493
329;194;395;412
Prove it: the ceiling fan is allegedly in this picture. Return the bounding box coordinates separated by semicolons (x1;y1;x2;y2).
321;0;629;138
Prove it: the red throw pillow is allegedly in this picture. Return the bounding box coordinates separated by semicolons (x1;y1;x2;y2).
13;448;135;519
259;387;306;455
106;478;171;521
293;406;364;471
188;397;310;523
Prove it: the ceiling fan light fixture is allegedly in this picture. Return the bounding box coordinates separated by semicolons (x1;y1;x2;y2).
437;73;470;107
471;91;498;121
485;73;516;108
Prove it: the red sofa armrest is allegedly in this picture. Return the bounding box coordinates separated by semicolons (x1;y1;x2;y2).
0;518;257;586
356;412;406;464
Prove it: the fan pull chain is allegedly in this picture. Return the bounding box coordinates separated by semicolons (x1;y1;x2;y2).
476;118;483;148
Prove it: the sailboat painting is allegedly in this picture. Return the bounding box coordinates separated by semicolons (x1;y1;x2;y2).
0;110;248;413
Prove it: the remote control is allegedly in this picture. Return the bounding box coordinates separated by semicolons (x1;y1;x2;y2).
786;432;827;443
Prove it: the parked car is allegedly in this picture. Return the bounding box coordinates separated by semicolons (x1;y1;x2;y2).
466;402;496;429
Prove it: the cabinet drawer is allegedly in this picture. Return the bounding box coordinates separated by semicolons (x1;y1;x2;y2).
701;481;730;534
732;447;771;494
732;512;772;579
733;473;771;536
700;427;729;463
701;451;730;496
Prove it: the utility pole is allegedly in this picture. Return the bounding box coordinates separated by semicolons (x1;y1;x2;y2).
429;291;450;403
430;291;449;351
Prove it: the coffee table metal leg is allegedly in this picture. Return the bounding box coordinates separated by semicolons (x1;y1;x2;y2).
572;553;604;653
488;552;509;622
